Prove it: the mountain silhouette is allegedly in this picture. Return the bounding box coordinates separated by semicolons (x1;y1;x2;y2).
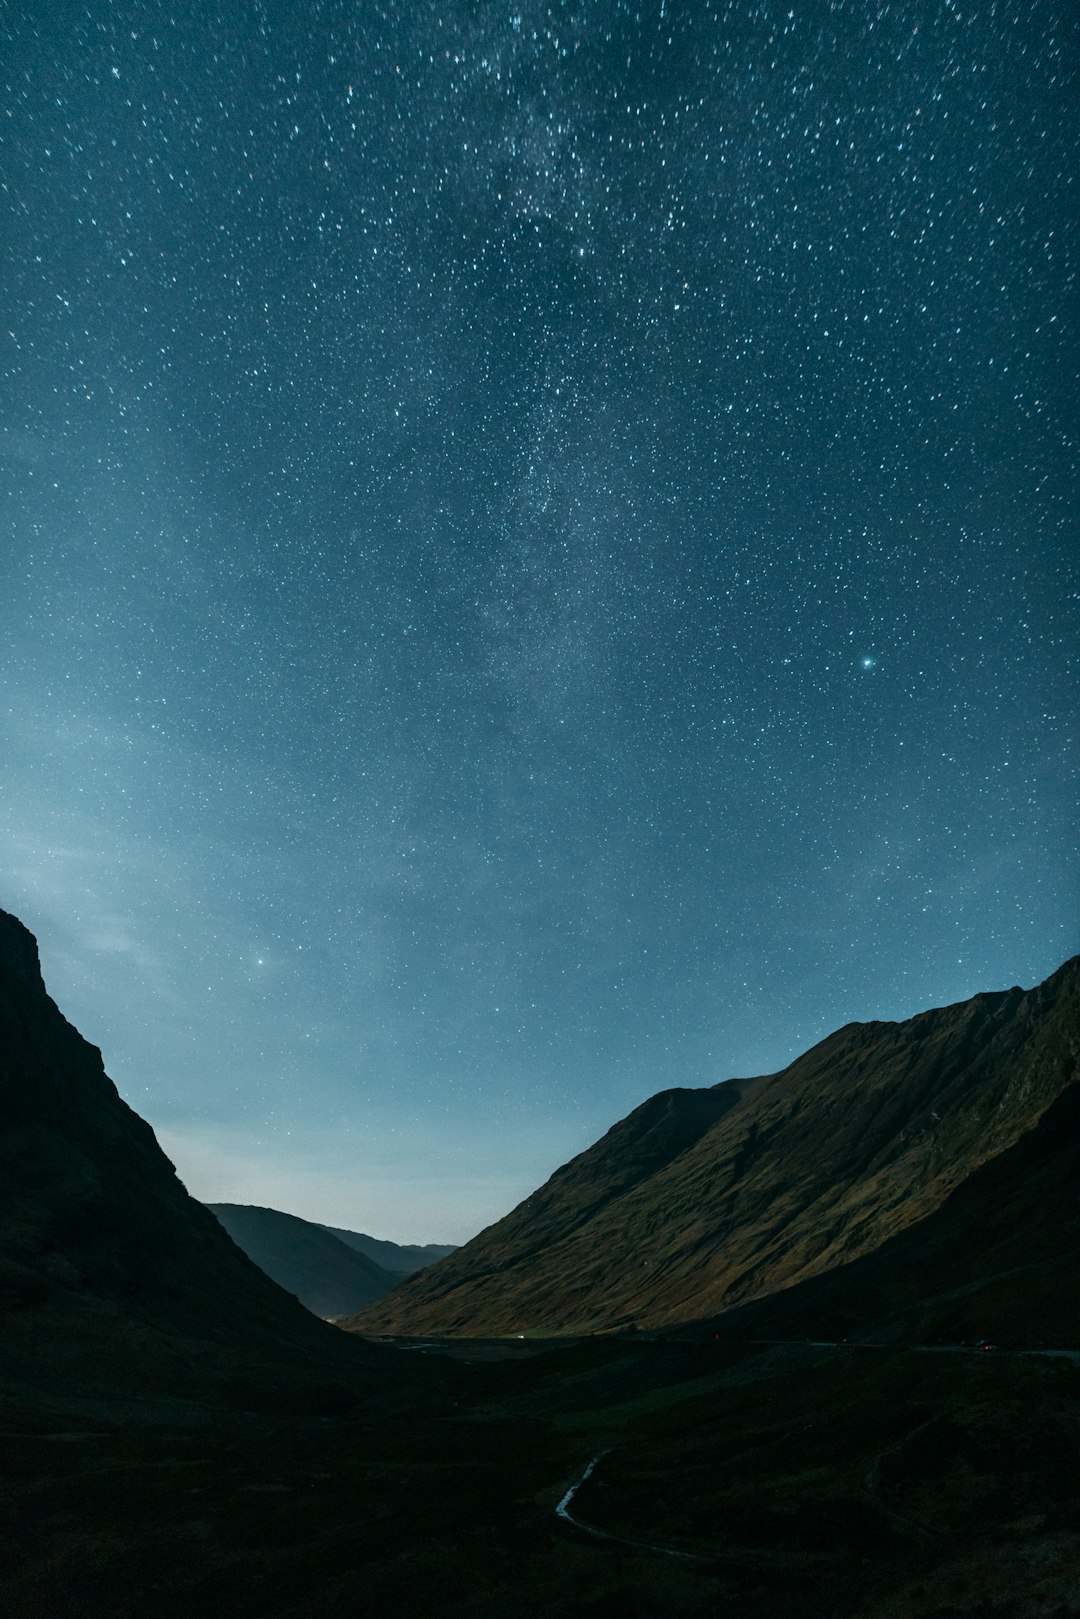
0;907;374;1403
207;1203;404;1317
318;1224;456;1273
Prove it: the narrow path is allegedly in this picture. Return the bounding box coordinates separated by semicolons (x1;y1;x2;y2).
556;1450;708;1561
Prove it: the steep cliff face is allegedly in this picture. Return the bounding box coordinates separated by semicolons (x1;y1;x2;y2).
0;908;365;1396
351;958;1080;1338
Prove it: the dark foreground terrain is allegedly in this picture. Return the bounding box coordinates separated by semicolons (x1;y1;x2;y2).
4;1333;1080;1618
3;903;1078;1616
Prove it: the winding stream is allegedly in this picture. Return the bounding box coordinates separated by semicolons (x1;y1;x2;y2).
556;1449;705;1560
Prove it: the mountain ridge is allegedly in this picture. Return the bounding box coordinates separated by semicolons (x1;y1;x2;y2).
349;957;1080;1338
206;1203;404;1317
317;1224;457;1273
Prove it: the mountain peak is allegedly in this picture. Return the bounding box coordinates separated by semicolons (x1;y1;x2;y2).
0;907;45;994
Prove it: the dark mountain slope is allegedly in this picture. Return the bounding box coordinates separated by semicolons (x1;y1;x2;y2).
701;1068;1080;1347
319;1225;457;1273
207;1203;402;1317
0;908;374;1400
351;957;1079;1337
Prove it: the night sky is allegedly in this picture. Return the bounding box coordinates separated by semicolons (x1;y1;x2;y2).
2;1;1076;1242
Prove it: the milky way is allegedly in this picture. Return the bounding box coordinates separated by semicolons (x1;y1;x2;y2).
2;1;1076;1239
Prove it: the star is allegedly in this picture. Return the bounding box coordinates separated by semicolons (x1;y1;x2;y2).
2;0;1071;1244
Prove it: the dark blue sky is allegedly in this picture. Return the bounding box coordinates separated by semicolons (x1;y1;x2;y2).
2;0;1076;1240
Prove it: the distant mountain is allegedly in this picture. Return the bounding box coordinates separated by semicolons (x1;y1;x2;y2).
0;907;374;1402
207;1204;404;1317
319;1225;457;1274
350;957;1080;1341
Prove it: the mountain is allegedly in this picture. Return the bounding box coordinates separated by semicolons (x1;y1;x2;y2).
0;907;372;1401
699;1067;1080;1348
207;1203;404;1316
5;904;1080;1619
350;957;1080;1340
319;1224;457;1273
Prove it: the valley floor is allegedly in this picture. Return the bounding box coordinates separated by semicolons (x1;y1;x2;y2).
4;1335;1080;1618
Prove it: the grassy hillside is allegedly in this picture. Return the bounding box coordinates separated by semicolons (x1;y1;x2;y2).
352;958;1079;1337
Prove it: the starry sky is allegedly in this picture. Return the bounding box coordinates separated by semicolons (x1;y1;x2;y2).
2;0;1077;1242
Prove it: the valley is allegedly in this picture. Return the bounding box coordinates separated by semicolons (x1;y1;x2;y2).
5;1333;1080;1617
2;905;1078;1616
